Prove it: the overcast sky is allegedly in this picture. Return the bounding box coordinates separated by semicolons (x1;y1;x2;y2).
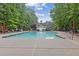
26;3;55;23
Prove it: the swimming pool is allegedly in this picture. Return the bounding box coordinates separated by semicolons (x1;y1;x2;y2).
3;31;63;40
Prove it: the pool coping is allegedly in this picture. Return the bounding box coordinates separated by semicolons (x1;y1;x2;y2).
0;31;29;39
1;31;64;40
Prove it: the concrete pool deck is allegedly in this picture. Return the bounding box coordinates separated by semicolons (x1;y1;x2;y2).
0;31;79;56
0;39;78;56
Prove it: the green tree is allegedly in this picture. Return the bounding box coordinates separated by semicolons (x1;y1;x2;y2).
0;3;37;32
50;3;79;32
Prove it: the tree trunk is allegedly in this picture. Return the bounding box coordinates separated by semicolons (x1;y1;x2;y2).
72;19;77;33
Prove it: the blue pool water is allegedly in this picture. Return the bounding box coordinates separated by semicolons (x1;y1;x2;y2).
4;31;62;40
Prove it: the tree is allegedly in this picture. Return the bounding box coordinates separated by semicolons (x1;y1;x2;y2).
0;3;37;33
50;3;79;32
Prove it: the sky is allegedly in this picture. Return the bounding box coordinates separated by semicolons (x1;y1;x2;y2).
26;3;55;23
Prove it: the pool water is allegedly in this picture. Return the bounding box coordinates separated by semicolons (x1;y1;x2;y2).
4;31;62;40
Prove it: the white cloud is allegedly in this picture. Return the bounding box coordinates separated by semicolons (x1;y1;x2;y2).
41;4;47;7
35;4;46;8
48;13;50;15
25;3;38;6
34;7;43;11
25;3;51;23
35;4;47;11
26;3;47;11
26;3;47;7
38;16;52;23
35;13;45;17
36;7;43;10
35;12;52;22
